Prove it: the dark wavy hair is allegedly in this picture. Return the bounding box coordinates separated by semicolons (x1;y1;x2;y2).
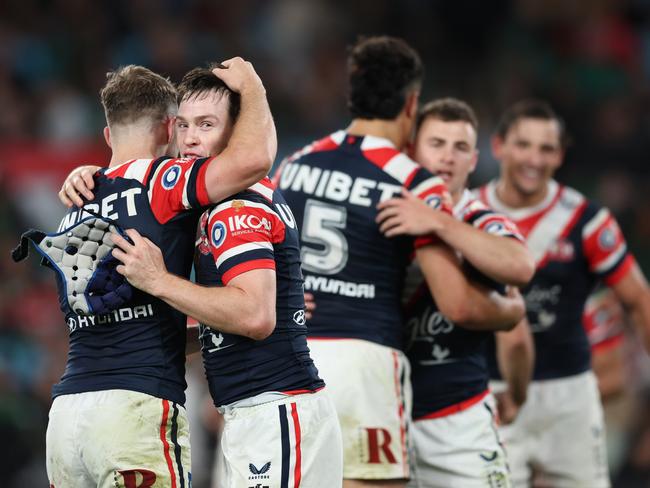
177;64;240;123
347;36;423;120
496;99;569;148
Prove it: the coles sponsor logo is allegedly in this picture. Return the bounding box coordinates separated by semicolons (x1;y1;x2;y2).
211;221;227;248
161;165;182;189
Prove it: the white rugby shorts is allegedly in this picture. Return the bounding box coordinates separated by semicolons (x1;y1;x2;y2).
47;389;191;488
213;390;342;487
408;392;510;488
491;371;610;488
308;338;412;480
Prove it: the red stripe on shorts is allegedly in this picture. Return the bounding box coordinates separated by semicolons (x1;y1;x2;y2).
290;402;302;487
160;399;178;488
392;351;408;478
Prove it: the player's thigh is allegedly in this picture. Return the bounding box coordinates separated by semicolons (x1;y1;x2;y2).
80;390;192;488
490;381;534;488
309;339;411;481
411;398;510;488
217;391;342;488
46;395;94;487
538;373;610;488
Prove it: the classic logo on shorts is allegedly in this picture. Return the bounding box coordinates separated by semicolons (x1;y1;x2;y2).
162;165;182;189
211;221;227;248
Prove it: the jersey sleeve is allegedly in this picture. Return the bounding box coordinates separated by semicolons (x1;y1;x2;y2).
583;289;625;353
582;206;634;285
406;169;453;249
147;157;212;223
205;198;285;284
463;203;525;242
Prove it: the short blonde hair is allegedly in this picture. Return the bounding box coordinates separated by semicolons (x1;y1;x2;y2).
100;65;177;127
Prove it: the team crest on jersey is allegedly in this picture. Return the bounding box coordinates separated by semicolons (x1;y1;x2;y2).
484;221;505;235
598;226;617;251
547;238;575;262
425;194;442;209
197;212;211;255
232;200;246;211
161;165;182;189
211;220;227;248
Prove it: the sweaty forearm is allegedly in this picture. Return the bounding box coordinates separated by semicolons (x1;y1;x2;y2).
153;272;263;339
457;287;525;331
437;219;534;287
228;86;276;177
496;320;534;405
417;245;525;331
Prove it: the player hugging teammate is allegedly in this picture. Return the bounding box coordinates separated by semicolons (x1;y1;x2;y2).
22;32;650;488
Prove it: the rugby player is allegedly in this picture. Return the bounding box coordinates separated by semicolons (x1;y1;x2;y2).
62;66;343;487
376;97;535;487
47;60;275;487
476;99;650;487
273;37;525;488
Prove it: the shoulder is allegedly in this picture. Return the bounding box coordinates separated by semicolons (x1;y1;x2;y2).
285;131;346;164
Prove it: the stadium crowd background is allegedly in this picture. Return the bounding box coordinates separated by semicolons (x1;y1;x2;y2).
1;0;650;486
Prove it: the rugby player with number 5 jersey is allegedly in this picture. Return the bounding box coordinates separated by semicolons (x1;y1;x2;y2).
48;60;275;488
476;100;650;488
376;98;535;488
275;37;526;488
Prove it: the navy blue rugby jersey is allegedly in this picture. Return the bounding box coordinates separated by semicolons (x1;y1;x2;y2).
478;180;635;380
405;190;524;419
194;178;324;407
52;156;212;405
272;131;451;349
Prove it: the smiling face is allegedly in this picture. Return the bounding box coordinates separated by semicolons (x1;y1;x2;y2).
413;116;478;199
493;117;563;201
175;90;234;158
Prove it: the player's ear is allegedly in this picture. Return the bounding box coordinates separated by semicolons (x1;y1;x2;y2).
103;126;112;149
405;90;419;120
491;135;503;160
165;116;175;145
469;149;479;174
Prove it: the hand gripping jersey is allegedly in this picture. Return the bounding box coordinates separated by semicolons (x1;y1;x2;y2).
52;157;211;405
194;178;324;407
477;180;635;380
273;131;451;349
405;190;524;419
